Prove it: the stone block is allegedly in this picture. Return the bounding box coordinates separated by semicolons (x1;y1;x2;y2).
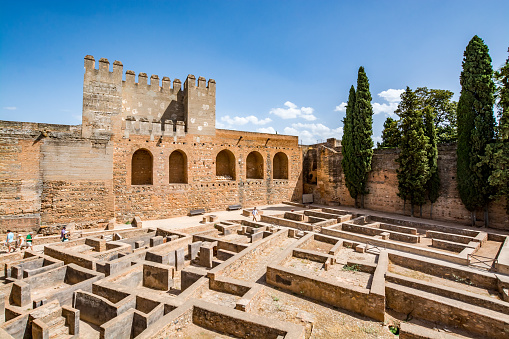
113;233;123;241
134;241;144;249
106;218;115;230
175;248;186;271
132;217;142;228
168;235;179;242
189;241;202;260
199;246;214;268
210;215;218;222
289;229;297;238
251;231;263;243
168;250;176;267
143;264;173;291
150;236;163;247
355;244;366;253
380;232;390;240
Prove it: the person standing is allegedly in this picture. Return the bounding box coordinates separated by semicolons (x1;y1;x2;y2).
60;226;66;242
26;232;33;251
6;230;15;252
252;207;259;222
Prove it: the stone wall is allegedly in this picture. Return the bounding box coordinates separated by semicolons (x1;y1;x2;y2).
304;140;509;230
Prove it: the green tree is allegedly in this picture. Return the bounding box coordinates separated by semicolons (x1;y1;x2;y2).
487;48;509;213
396;87;430;217
351;66;374;208
414;87;458;143
457;35;496;226
342;85;358;203
424;106;440;218
378;117;400;148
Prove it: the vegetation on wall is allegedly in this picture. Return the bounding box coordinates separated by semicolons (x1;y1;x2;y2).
457;35;496;226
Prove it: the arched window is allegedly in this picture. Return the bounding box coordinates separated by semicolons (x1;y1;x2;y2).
246;151;264;179
273;152;289;179
216;149;236;180
132;149;153;185
169;150;187;183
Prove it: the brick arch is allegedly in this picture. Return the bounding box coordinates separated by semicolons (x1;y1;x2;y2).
273;152;289;179
216;149;236;180
246;151;264;179
131;149;153;185
169;150;187;184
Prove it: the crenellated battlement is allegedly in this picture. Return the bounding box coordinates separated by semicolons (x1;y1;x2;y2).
82;55;216;138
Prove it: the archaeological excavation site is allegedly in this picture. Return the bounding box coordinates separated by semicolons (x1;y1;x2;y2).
1;56;509;339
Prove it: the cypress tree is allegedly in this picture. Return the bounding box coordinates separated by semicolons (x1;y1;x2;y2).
396;87;430;217
424;106;440;218
342;86;359;204
457;35;496;226
488;48;509;213
379;117;400;148
351;66;374;208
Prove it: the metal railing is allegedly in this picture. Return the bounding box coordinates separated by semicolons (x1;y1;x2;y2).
467;254;497;271
365;241;386;254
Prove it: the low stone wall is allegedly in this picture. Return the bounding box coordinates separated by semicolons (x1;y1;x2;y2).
260;215;319;232
74;290;136;325
496;236;509;275
341;222;420;243
323;227;468;265
386;272;509;314
431;238;479;253
386;282;509;337
379;223;417;235
426;230;474;244
388;252;498;290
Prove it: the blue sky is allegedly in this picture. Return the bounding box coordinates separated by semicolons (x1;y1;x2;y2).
1;1;508;145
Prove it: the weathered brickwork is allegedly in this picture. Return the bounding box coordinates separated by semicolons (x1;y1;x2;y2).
304;139;509;229
0;56;301;230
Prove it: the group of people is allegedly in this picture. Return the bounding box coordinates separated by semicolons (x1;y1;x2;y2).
4;230;33;253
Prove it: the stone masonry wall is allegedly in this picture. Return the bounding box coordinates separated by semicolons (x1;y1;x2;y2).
113;129;302;222
304;140;509;230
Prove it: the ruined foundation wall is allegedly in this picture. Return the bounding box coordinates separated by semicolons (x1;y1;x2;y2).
304;141;508;230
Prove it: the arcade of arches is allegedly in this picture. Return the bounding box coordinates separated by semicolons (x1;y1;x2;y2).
130;148;289;185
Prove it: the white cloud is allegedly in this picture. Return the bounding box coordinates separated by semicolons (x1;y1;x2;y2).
378;89;404;103
372;102;399;117
373;135;383;145
334;102;347;112
221;115;272;126
3;107;17;110
270;101;317;121
285;122;343;145
257;127;276;134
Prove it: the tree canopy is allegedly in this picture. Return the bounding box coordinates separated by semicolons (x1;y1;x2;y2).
456;35;496;224
396;87;430;216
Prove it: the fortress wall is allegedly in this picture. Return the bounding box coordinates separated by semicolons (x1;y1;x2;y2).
112;130;302;222
121;72;185;126
305;141;509;229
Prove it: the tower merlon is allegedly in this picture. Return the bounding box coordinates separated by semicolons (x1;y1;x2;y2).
173;79;182;91
138;73;148;86
98;58;110;74
150;74;160;89
197;76;206;88
208;79;216;91
84;55;95;71
185;74;196;89
162;77;171;91
125;70;136;84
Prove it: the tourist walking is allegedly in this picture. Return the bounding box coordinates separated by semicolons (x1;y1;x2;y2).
252;207;259;222
5;230;15;252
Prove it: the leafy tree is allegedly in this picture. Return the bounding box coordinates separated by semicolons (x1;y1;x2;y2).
424;106;440;218
351;67;374;208
378;117;400;148
487;48;509;213
414;87;458;143
396;87;430;217
457;35;496;226
342;85;358;203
